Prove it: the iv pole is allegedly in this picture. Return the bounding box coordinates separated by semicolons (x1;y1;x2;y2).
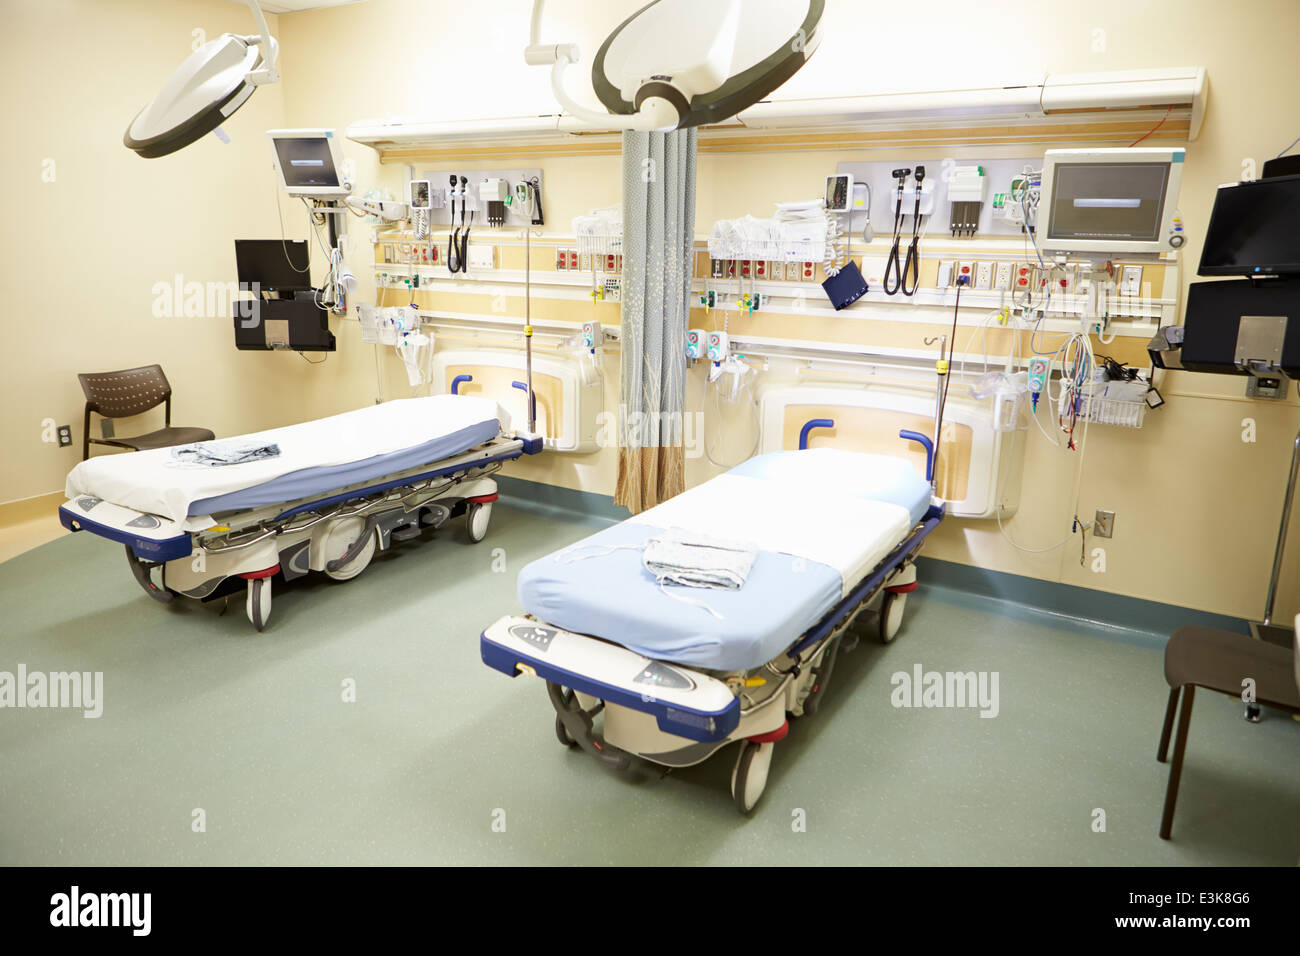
523;226;537;433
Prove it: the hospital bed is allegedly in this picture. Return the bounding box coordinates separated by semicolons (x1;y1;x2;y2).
481;430;944;813
60;395;542;631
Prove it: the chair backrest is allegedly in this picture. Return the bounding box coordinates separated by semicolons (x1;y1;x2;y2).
78;365;171;419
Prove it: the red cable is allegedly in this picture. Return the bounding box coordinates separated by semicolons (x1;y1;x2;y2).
1129;107;1173;147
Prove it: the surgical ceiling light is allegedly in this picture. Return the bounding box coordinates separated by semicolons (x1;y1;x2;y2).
525;0;825;132
124;0;280;158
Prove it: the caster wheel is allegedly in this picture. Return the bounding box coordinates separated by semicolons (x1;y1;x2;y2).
245;577;272;632
466;502;491;543
878;591;906;644
555;714;578;748
1245;703;1262;723
730;740;774;815
323;517;377;582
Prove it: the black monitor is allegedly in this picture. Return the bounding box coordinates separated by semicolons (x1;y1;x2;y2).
1198;174;1300;277
234;239;312;293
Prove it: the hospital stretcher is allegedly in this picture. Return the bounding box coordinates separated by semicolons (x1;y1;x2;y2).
481;432;944;813
60;395;541;631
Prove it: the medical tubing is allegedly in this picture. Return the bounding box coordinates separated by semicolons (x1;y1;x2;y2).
882;177;907;295
901;172;924;295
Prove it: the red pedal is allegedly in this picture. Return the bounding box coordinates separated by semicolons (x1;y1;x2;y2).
238;564;280;580
747;721;789;744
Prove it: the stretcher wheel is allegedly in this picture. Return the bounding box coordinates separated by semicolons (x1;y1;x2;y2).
246;577;272;632
323;517;377;582
466;502;491;543
878;591;907;644
730;740;774;815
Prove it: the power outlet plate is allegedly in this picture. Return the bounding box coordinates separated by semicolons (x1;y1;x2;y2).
57;425;72;447
1094;509;1115;539
994;261;1013;291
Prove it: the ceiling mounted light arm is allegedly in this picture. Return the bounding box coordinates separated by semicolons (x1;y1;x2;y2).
526;0;675;131
526;0;825;133
242;0;280;86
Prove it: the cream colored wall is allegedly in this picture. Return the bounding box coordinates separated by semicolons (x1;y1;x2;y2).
274;0;1299;621
6;0;1296;622
0;0;384;506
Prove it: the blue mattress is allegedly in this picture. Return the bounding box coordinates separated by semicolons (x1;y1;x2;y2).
517;449;933;671
518;521;843;672
191;418;502;516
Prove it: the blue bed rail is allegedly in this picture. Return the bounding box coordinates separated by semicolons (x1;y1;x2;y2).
898;429;935;481
799;418;835;450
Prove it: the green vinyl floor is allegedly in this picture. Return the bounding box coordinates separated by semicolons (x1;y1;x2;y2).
1;496;1297;866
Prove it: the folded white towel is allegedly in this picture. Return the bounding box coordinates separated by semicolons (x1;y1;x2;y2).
642;528;757;590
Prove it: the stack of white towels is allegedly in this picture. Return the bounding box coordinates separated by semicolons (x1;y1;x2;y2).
707;201;828;262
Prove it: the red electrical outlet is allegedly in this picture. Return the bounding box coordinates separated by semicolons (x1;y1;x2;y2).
755;261;767;279
802;261;814;280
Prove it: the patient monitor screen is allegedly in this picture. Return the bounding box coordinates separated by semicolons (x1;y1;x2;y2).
273;136;341;190
1046;163;1170;241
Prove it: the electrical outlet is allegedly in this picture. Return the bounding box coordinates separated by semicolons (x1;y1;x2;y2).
955;262;973;285
754;260;767;279
801;261;815;281
974;261;994;290
1094;509;1115;539
57;424;72;448
555;248;568;271
785;260;800;281
1120;265;1143;297
994;261;1013;291
710;258;725;279
579;253;592;273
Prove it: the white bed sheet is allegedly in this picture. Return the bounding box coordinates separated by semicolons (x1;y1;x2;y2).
636;473;913;597
65;396;509;531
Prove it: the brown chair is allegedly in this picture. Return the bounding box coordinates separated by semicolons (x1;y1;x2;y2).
1157;626;1300;839
78;364;215;460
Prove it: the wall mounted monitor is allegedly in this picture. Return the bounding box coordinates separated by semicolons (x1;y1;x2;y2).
1037;147;1185;257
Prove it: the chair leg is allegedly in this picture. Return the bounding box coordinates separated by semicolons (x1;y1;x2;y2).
1159;684;1195;840
1157;686;1180;763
